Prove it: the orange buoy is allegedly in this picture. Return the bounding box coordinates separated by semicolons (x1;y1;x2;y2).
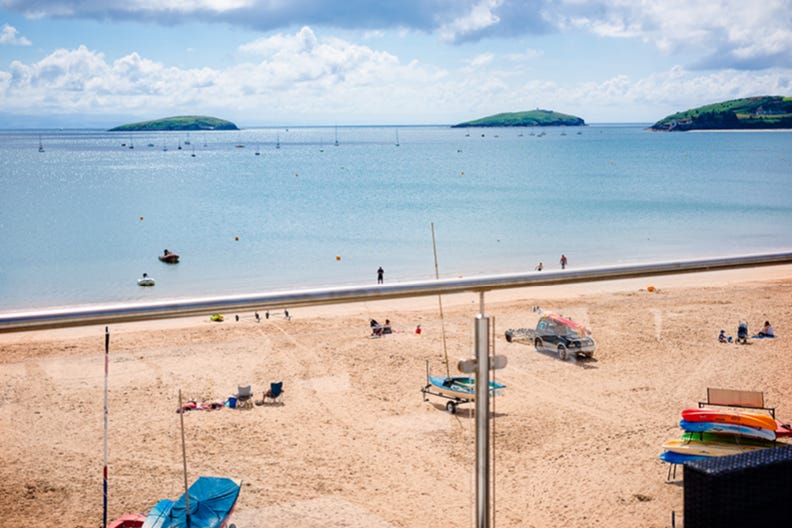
336;255;341;261
647;285;656;292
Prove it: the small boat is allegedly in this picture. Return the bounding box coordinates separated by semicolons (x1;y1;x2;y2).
681;408;777;431
679;419;776;441
422;370;505;414
142;476;241;528
428;375;505;400
137;274;155;287
108;513;146;528
662;439;765;457
159;250;180;264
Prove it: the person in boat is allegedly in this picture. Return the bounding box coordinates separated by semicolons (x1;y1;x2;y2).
163;249;171;256
535;261;543;271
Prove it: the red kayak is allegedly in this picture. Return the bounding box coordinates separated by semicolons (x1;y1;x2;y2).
107;513;145;528
776;419;792;437
681;408;777;431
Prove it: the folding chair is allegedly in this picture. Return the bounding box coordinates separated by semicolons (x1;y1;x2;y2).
263;381;284;404
235;385;254;409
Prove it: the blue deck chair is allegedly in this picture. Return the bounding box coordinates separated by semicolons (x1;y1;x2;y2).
263;381;284;404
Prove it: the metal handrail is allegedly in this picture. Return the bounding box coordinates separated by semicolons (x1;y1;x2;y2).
1;251;791;333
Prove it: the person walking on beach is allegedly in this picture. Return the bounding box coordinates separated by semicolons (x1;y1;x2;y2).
560;254;568;269
377;266;384;284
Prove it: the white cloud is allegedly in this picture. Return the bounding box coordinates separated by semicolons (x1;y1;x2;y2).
0;27;449;122
467;53;494;68
438;0;503;43
555;0;792;69
0;24;32;46
506;48;544;62
0;23;789;124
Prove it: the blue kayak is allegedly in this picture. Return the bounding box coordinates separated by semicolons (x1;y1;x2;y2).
679;419;776;441
659;450;709;464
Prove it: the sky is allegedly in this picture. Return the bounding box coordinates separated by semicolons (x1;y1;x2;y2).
1;0;791;127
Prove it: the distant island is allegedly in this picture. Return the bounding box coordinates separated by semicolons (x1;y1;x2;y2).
650;96;792;131
452;110;585;128
109;116;239;132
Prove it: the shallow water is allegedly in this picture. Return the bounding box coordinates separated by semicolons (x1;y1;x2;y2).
1;125;790;310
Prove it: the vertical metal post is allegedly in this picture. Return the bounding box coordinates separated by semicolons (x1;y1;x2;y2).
179;389;191;527
474;311;490;528
103;326;109;528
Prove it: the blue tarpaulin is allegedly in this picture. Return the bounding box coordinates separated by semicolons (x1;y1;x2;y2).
142;476;241;528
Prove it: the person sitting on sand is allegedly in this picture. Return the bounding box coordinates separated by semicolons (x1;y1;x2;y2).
718;330;730;343
757;321;775;337
383;319;392;335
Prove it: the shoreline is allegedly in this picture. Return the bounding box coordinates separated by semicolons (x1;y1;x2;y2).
2;263;790;343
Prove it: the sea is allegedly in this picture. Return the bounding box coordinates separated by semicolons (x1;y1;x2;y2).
1;125;790;311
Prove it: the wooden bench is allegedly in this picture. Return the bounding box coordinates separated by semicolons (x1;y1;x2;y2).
698;387;775;418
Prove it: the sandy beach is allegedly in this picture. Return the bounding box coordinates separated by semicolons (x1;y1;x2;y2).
2;265;791;528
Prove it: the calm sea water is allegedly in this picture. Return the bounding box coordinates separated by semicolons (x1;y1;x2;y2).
1;125;790;311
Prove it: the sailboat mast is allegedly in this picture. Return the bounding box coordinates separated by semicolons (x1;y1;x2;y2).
178;390;191;527
431;223;451;379
103;326;109;528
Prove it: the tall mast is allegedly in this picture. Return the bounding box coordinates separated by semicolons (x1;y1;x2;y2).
178;390;191;527
431;223;451;379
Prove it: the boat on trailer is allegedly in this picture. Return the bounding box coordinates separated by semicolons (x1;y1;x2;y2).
422;362;505;414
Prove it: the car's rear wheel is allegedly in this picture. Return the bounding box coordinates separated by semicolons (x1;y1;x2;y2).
534;337;543;351
557;344;568;360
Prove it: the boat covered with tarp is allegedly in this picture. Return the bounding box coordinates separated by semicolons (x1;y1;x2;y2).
142;476;241;528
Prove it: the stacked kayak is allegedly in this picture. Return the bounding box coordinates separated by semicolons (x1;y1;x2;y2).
660;408;784;465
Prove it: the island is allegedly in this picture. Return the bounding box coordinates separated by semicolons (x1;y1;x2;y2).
452;109;585;128
109;116;239;132
650;96;792;131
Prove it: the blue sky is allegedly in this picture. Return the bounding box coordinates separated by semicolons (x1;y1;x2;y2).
1;0;791;127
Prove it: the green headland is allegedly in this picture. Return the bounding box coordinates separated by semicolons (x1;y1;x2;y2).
109;115;239;132
452;109;585;128
650;96;792;131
